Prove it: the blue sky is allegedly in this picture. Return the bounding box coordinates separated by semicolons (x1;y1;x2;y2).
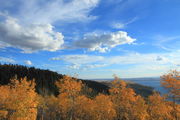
0;0;180;79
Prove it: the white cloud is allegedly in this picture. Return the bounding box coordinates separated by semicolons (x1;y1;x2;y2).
84;64;107;69
108;64;172;78
51;51;180;66
155;35;180;43
111;23;126;29
18;0;99;24
110;51;180;68
0;0;100;53
51;54;107;70
154;35;180;51
111;17;138;29
51;50;180;71
68;63;107;70
107;53;171;65
156;56;166;62
0;57;15;63
24;60;32;65
68;64;81;70
0;16;64;53
74;31;136;52
51;54;104;64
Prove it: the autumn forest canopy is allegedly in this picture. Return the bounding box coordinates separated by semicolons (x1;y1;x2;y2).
0;64;179;120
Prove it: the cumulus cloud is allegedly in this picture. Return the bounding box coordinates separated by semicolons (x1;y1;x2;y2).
74;31;136;52
24;60;32;65
0;57;15;63
0;0;100;53
0;16;64;53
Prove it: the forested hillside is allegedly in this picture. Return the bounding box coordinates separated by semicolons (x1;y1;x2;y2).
0;64;153;97
0;64;179;120
0;64;110;96
0;64;63;95
0;72;179;120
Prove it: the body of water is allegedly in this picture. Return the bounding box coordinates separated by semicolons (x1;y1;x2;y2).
94;77;167;95
123;77;167;95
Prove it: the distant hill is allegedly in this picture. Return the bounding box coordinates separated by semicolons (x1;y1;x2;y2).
95;77;162;96
0;64;109;96
0;64;154;97
99;80;154;98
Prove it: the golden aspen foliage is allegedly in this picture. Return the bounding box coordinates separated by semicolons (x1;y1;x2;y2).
56;75;82;98
93;94;116;120
58;93;74;119
56;75;116;120
131;95;149;120
1;73;180;120
147;93;174;120
177;105;180;119
43;95;59;119
112;74;127;89
56;75;84;120
37;95;59;120
168;102;180;120
0;77;38;120
0;110;8;119
161;70;180;120
73;95;95;120
0;86;10;119
161;70;180;101
109;76;148;120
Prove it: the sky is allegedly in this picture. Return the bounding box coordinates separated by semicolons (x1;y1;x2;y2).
0;0;180;79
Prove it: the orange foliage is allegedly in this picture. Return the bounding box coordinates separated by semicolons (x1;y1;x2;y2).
177;105;180;119
161;70;180;101
56;75;82;98
73;95;94;119
147;93;174;120
0;110;8;119
56;76;116;120
37;95;60;120
56;76;85;119
0;77;38;120
109;76;148;120
131;96;149;120
0;72;179;120
161;70;180;120
93;94;116;120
